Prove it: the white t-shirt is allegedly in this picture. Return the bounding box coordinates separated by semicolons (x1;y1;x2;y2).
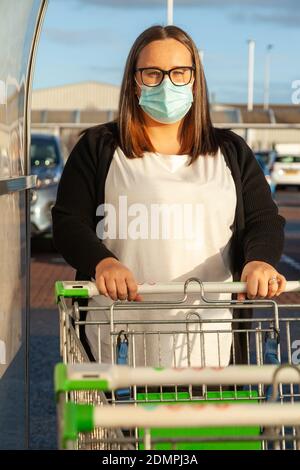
86;146;237;367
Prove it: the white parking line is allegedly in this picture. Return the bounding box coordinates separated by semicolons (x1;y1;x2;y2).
281;254;300;273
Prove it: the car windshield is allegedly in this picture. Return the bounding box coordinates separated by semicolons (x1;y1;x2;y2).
255;156;265;170
276;155;300;164
30;138;59;167
255;152;269;166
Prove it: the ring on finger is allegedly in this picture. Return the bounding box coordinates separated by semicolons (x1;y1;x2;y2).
268;276;278;285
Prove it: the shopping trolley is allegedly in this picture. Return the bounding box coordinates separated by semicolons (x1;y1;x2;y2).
55;363;300;450
55;277;300;450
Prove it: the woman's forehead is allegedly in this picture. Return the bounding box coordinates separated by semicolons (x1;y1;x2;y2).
136;39;193;68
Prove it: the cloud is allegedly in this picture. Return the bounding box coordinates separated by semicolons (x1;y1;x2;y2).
73;0;300;27
44;2;300;50
75;0;298;9
241;11;300;28
43;27;122;46
89;65;122;72
44;28;100;45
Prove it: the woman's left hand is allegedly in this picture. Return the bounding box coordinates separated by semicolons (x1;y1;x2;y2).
237;260;286;301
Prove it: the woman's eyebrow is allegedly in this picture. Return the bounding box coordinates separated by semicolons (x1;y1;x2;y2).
137;64;193;69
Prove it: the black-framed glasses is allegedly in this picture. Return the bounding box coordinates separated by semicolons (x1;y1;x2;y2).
135;65;195;87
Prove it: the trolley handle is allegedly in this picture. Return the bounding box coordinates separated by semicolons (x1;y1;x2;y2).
55;279;300;301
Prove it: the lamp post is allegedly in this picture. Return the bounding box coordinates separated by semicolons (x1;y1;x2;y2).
264;44;273;111
198;49;204;64
167;0;173;25
247;39;255;112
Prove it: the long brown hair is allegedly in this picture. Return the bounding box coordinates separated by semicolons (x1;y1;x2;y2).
118;25;218;164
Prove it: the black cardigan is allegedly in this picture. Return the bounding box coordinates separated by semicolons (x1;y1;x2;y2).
52;121;285;364
52;120;285;283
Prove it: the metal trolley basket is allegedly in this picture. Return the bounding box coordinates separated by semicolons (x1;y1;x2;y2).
55;363;300;450
55;278;300;450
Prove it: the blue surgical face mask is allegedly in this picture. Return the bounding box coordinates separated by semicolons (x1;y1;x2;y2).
138;78;194;124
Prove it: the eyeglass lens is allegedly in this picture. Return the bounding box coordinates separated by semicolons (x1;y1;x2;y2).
141;68;193;86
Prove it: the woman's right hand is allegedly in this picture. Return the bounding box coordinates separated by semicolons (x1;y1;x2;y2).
95;257;143;301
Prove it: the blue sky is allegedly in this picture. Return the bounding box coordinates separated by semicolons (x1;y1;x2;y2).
32;0;300;104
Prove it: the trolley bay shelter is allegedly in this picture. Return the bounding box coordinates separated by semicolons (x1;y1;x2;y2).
0;0;47;449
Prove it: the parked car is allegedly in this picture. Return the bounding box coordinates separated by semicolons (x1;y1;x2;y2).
271;144;300;191
254;152;276;196
254;150;277;172
30;133;64;235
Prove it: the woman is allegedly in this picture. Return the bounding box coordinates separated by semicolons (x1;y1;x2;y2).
52;25;286;367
